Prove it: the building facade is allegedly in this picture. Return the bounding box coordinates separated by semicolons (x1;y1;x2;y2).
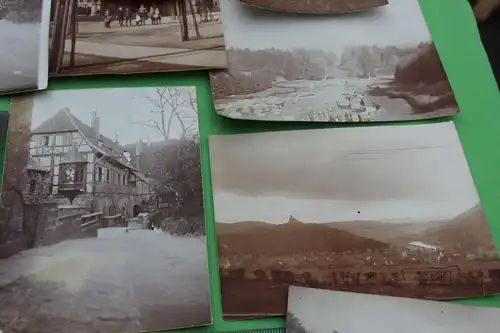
29;108;153;217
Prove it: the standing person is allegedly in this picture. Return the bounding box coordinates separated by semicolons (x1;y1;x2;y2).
149;5;154;24
155;7;161;24
135;10;141;26
104;9;112;28
117;6;124;26
138;4;146;26
124;7;132;26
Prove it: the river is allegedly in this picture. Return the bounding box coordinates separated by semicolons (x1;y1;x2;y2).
0;19;41;93
215;72;455;122
0;227;211;333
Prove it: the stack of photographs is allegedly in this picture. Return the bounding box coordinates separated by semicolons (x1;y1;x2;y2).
0;0;498;332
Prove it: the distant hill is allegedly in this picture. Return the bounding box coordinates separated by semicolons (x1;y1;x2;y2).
329;205;498;256
216;216;389;257
421;205;497;254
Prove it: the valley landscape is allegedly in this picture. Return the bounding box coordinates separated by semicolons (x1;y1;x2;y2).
210;0;458;122
218;206;500;318
209;123;500;319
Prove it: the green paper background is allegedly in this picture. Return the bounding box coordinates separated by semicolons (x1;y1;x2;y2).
1;0;500;332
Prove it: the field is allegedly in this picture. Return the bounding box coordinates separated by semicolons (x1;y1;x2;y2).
219;258;500;318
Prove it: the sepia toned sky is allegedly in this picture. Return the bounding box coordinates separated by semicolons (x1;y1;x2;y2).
287;286;500;333
209;122;480;224
221;0;431;54
30;87;197;145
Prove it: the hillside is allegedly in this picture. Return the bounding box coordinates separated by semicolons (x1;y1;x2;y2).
422;204;498;255
216;216;389;257
328;205;498;256
340;45;414;77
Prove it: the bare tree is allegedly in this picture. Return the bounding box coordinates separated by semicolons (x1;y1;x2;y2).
177;0;189;41
133;87;197;141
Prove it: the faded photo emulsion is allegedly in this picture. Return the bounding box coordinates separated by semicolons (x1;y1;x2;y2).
211;0;459;123
209;122;500;319
0;87;211;333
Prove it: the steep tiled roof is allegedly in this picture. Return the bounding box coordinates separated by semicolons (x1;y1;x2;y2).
27;155;49;172
32;108;127;163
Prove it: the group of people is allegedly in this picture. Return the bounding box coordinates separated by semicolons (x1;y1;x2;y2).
104;4;162;28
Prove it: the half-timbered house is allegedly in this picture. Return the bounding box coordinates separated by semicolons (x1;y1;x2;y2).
29;107;153;216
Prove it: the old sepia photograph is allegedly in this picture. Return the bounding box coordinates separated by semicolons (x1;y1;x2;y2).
210;0;459;123
287;286;500;333
238;0;388;14
0;87;211;332
0;0;50;94
209;122;500;319
49;0;227;76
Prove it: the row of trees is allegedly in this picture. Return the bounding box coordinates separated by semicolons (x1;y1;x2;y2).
211;48;329;98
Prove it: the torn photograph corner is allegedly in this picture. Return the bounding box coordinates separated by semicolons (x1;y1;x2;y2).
0;87;211;333
0;0;51;95
210;0;459;123
286;286;500;333
49;0;228;76
238;0;388;15
209;121;500;320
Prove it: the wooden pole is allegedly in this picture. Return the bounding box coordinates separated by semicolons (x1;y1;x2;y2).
49;0;62;72
55;0;71;72
69;0;77;67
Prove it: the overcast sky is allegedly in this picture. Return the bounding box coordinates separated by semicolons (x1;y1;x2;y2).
30;87;197;145
221;0;431;54
209;122;479;224
287;286;499;333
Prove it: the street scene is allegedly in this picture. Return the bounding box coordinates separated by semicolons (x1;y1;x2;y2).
50;0;227;75
0;0;50;93
0;86;210;332
209;123;500;319
211;0;458;123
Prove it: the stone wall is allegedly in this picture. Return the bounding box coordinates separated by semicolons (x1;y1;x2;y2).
0;203;100;259
73;189;151;219
35;205;99;247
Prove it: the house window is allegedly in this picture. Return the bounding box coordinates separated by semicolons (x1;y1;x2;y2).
42;135;50;146
96;166;103;182
63;134;72;145
75;168;85;183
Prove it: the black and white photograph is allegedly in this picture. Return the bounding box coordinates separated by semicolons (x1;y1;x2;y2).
210;0;459;122
0;87;211;332
287;286;500;333
0;0;50;94
49;0;228;76
209;122;500;319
